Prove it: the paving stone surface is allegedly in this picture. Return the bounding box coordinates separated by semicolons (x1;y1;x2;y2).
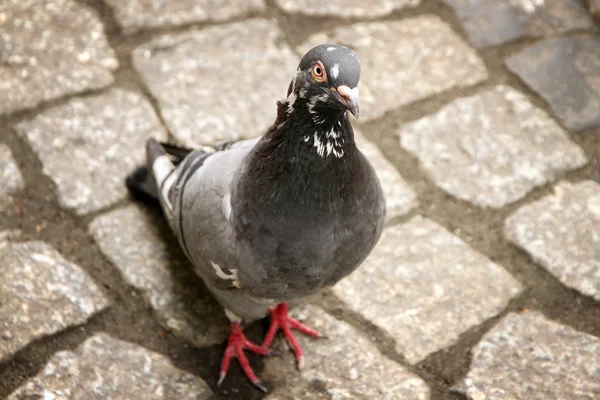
589;0;600;16
457;311;600;400
355;132;418;220
0;144;25;211
0;0;118;115
399;86;587;208
263;305;430;400
132;19;299;145
442;0;593;48
7;333;213;400
106;0;266;33
15;89;167;215
506;35;600;131
275;0;420;18
90;204;229;347
505;180;600;302
333;216;522;363
0;241;109;362
297;16;488;121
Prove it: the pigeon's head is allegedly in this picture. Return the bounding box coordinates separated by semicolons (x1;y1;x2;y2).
287;44;361;119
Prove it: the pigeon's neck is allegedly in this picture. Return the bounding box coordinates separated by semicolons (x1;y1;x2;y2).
233;98;364;218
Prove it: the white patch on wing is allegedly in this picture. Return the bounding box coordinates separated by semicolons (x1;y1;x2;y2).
211;261;241;288
221;194;231;220
330;63;340;80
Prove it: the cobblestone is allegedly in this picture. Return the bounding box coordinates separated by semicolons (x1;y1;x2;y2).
333;216;522;363
0;145;24;211
441;0;593;48
106;0;266;33
263;305;429;400
355;132;418;220
505;180;600;302
399;86;587;208
506;35;600;131
0;241;109;362
89;204;229;347
297;16;488;121
132;19;298;145
275;0;420;18
15;89;167;215
8;333;213;400
457;311;600;400
0;0;118;115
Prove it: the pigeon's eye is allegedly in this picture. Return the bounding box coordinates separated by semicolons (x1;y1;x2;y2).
311;61;327;83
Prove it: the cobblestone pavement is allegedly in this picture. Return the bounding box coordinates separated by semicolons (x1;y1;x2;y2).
1;0;599;399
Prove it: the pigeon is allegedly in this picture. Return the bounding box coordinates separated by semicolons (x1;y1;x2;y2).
126;44;386;391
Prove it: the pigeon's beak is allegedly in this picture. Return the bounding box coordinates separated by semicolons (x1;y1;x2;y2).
336;85;360;119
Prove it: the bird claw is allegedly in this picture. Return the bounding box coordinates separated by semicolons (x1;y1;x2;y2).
218;322;270;391
262;302;323;369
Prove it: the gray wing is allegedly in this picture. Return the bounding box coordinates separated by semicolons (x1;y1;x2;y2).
154;137;259;290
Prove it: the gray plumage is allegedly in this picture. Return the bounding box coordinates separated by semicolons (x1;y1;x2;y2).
127;44;386;323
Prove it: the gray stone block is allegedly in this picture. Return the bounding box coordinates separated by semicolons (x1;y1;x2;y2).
458;311;600;400
132;19;299;145
264;305;430;400
8;333;212;399
106;0;266;33
0;0;118;115
89;204;229;347
505;180;600;301
442;0;593;48
333;216;522;363
275;0;420;18
15;89;167;215
506;36;600;131
297;16;488;121
0;144;24;210
0;241;109;362
355;132;418;220
400;86;587;208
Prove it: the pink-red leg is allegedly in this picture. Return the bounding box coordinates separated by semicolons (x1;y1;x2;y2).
261;302;323;369
218;322;271;392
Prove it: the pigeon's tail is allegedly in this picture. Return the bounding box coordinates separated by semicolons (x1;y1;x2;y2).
126;138;181;201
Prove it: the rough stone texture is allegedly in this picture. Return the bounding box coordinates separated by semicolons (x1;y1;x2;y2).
275;0;420;18
355;131;418;220
506;36;600;131
90;204;229;347
441;0;593;48
505;181;600;302
0;144;25;210
0;0;118;115
458;311;600;400
106;0;266;33
15;89;167;215
0;241;109;362
298;16;488;121
399;86;587;208
133;19;298;145
334;216;522;363
588;0;600;16
8;333;212;400
264;305;429;400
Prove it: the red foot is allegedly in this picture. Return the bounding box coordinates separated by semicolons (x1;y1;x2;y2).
218;322;271;392
262;302;323;369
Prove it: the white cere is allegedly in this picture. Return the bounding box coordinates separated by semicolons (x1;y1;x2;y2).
327;46;337;52
330;63;340;80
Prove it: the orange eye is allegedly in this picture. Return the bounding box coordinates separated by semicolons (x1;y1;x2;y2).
311;61;327;82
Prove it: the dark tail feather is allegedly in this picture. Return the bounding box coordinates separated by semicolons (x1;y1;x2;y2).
162;142;194;165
